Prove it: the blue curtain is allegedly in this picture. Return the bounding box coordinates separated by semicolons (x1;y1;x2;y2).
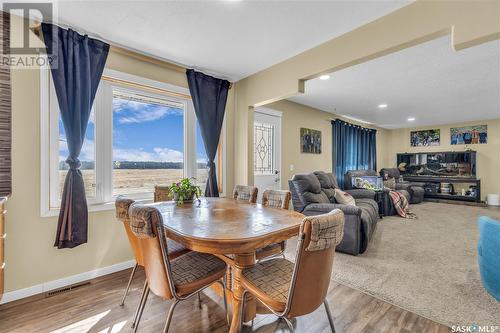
332;119;377;189
186;69;230;197
42;23;109;249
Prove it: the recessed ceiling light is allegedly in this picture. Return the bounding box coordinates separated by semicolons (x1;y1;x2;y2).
407;117;415;122
378;104;388;109
319;75;330;80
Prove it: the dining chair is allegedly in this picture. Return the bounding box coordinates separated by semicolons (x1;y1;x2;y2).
115;197;190;329
129;203;230;333
256;189;292;260
238;209;345;332
154;185;173;202
233;185;258;203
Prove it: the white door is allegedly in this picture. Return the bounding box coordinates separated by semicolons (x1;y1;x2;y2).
254;108;281;203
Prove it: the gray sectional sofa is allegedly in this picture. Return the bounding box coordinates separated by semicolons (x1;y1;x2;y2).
288;171;379;255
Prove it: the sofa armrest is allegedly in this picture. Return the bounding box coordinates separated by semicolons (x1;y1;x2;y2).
345;189;375;200
408;182;426;188
395;182;411;192
303;203;362;216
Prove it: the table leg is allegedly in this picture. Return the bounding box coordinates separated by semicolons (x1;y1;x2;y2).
229;253;256;333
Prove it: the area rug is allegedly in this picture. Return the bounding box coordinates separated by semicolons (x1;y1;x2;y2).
330;202;500;327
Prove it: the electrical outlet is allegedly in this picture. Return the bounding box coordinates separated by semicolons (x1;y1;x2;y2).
290;164;294;171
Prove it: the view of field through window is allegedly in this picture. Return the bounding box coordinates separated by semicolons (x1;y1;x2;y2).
58;91;209;199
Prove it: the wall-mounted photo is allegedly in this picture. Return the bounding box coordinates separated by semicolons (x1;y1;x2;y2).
410;129;440;147
450;125;487;145
300;127;322;154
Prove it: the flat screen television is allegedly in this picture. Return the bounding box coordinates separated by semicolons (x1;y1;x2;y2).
396;151;476;178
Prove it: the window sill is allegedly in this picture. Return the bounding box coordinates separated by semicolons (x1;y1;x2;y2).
41;193;227;218
41;198;154;218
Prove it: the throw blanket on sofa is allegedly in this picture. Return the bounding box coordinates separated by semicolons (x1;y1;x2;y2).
388;190;417;219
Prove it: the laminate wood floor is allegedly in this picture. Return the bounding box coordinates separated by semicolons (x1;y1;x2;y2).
0;268;450;333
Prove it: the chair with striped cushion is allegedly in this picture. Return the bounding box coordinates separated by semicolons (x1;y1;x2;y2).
238;209;345;332
233;185;258;203
129;204;229;333
255;189;292;260
115;197;190;330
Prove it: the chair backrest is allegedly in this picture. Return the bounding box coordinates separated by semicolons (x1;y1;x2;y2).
129;204;175;300
314;171;339;189
314;171;338;202
286;209;344;317
288;173;329;212
477;216;500;301
115;197;143;266
379;168;401;180
233;185;258;203
344;170;378;190
154;185;172;202
262;189;291;210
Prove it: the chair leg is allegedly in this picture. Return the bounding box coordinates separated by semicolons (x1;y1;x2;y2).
163;299;180;333
323;300;336;333
217;280;230;325
282;317;294;332
238;291;247;333
132;282;149;332
197;292;202;309
120;263;138;306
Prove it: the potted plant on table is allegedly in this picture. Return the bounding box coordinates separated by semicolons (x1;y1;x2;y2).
169;177;202;204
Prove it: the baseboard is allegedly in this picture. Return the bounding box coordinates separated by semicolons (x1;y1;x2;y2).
0;259;135;305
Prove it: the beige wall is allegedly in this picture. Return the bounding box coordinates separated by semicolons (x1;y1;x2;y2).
4;48;235;294
234;0;500;186
382;119;500;201
265;100;390;186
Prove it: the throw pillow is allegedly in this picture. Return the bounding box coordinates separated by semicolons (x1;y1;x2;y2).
334;188;356;206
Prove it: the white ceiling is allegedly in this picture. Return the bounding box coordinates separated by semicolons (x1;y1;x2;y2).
45;0;410;81
288;35;500;129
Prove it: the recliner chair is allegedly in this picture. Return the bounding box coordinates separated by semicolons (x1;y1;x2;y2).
478;216;500;301
288;172;379;255
344;169;411;216
379;168;425;204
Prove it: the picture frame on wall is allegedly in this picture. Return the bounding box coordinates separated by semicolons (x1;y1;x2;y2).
450;125;487;145
300;127;322;154
410;129;440;147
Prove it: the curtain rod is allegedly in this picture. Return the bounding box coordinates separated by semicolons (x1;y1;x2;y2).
31;23;233;89
330;118;377;131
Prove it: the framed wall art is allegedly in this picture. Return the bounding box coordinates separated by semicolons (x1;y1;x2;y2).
300;128;322;154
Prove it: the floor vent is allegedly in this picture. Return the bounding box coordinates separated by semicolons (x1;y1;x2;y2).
46;282;91;297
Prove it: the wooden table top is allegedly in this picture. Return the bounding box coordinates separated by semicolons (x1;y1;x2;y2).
146;197;305;254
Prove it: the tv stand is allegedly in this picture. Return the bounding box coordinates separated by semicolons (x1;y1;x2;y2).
403;175;481;203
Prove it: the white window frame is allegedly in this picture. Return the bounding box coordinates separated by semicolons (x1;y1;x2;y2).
40;68;225;217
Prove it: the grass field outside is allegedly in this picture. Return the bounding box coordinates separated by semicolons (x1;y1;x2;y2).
59;169;209;198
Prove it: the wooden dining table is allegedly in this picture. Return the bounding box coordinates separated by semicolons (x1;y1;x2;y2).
149;197;305;333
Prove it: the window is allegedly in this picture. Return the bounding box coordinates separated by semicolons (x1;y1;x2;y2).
58;108;96;198
111;89;185;196
196;122;209;191
254;122;274;175
41;69;223;216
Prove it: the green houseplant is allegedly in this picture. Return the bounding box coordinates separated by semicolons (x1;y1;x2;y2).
169;177;202;204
